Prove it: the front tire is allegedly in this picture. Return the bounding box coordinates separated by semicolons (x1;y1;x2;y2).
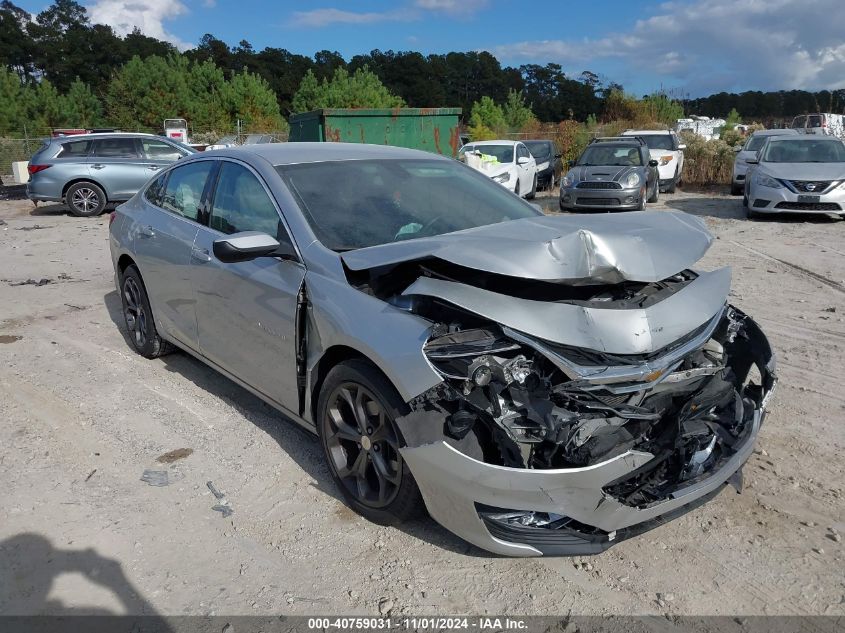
66;181;107;217
526;174;537;199
666;171;677;194
119;265;173;358
730;183;743;196
647;180;659;203
317;360;423;526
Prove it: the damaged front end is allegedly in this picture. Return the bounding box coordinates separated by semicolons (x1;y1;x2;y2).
342;213;776;556
399;303;774;556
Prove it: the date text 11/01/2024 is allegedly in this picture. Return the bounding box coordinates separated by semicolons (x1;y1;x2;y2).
307;617;529;630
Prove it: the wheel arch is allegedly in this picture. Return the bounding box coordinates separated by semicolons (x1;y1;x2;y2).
62;177;110;201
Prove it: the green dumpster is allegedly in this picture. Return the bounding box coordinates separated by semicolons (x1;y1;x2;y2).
288;108;463;157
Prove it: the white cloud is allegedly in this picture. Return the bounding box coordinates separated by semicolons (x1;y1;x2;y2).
491;0;845;93
288;8;416;28
288;0;488;28
87;0;193;50
414;0;488;15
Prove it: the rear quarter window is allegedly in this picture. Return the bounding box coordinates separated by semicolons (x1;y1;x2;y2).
56;140;92;158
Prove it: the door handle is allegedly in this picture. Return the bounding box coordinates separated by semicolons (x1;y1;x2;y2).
191;247;212;262
91;164;105;170
139;225;155;238
146;164;161;171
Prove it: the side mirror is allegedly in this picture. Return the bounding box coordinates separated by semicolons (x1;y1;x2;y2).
746;157;759;165
554;153;562;159
213;231;282;263
517;156;531;165
648;159;659;167
568;159;576;168
678;144;687;150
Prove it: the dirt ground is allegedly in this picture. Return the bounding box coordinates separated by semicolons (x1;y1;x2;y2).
0;188;843;619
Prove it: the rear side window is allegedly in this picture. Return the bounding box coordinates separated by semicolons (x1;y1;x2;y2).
93;138;140;158
56;140;92;158
142;139;183;161
160;161;215;221
209;162;286;240
144;172;168;207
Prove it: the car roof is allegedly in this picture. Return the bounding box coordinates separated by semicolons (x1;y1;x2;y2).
765;135;843;143
208;142;452;166
622;130;672;135
750;128;799;136
50;132;160;142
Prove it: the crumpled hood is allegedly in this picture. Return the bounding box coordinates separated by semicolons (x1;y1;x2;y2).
341;210;713;285
758;162;845;182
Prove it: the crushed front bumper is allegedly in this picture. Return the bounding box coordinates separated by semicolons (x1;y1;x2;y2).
559;185;643;211
399;314;776;557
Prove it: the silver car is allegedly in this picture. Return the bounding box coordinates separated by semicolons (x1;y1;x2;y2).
744;136;845;218
559;137;659;211
110;143;776;557
27;133;194;216
731;128;798;195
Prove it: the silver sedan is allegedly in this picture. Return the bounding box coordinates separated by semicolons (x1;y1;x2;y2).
744;136;845;218
110;143;775;556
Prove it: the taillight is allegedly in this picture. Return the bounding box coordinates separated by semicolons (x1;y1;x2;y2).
28;164;51;175
109;211;117;226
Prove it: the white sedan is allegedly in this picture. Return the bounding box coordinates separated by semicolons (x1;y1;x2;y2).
460;140;538;198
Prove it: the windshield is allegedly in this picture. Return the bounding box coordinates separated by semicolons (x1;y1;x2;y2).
166;138;197;154
276;159;541;251
523;141;551;161
762;139;845;163
577;145;642;166
461;144;514;163
640;134;675;151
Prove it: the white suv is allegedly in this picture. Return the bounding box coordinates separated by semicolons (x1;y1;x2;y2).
621;130;685;193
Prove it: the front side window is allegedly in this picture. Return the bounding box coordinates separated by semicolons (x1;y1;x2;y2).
791;116;806;129
209;162;285;240
142;139;184;161
160;161;215;221
57;140;92;158
277;158;540;251
93;138;140;158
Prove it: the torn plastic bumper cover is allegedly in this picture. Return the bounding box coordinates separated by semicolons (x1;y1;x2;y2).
395;308;775;557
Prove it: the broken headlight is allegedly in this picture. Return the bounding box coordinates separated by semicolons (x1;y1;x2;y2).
424;327;521;380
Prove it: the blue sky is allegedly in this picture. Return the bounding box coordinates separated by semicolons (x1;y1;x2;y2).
17;0;845;97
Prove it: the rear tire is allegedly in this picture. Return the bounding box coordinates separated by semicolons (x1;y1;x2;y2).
119;265;173;358
66;181;107;217
317;360;423;526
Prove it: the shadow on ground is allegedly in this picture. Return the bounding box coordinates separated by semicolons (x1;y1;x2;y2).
103;290;485;557
0;532;169;624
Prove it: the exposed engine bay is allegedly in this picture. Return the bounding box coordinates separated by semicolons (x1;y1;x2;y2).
346;255;776;510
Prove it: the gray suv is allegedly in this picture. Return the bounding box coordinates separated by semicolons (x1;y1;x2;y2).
27;133;195;216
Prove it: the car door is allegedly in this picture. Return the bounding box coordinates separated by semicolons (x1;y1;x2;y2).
90;137;151;200
130;160;216;351
191;160;305;410
516;144;533;192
